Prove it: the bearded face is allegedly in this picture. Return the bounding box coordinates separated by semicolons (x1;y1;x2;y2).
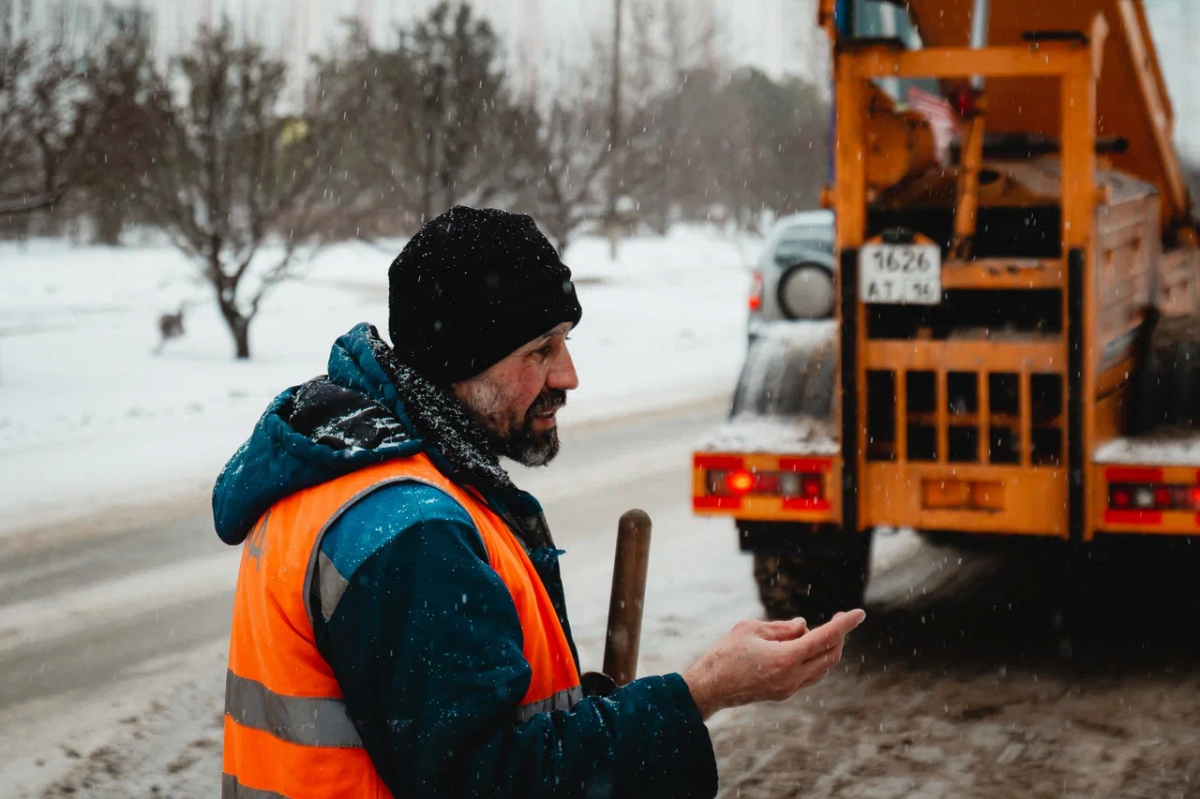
450;323;578;468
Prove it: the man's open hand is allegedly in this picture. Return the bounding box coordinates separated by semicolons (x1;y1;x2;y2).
682;609;866;721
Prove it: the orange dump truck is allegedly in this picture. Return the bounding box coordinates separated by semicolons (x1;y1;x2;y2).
693;0;1200;621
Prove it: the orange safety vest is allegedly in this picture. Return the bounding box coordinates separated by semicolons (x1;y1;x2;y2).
221;453;583;798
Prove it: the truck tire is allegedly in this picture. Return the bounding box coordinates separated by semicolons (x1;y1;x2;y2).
751;538;872;624
1168;339;1199;428
1133;311;1200;431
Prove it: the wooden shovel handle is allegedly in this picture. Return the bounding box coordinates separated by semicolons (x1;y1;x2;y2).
602;509;653;686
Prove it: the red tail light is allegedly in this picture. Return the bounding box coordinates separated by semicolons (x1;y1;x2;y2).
1109;482;1200;511
705;468;825;501
802;476;822;499
749;272;763;312
725;470;755;494
755;472;782;494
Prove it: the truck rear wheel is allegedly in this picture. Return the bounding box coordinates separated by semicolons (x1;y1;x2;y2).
751;540;871;624
1130;311;1200;432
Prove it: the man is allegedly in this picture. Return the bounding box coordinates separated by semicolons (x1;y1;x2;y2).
214;206;865;798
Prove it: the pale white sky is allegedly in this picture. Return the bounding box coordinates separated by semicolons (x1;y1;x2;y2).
1144;0;1200;162
21;0;826;85
12;0;1198;159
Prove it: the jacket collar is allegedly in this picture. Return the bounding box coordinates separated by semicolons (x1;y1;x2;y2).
213;323;553;549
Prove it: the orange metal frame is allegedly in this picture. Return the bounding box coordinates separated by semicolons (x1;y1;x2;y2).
835;31;1102;541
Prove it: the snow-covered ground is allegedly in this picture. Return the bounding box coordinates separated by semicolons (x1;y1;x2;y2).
0;226;757;542
0;404;931;799
1093;431;1200;466
8;226;1200;799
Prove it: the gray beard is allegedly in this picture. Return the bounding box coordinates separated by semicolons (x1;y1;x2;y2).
456;377;567;469
489;420;561;467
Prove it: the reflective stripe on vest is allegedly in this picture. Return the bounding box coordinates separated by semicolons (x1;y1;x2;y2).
222;453;582;798
222;774;287;799
224;670;362;748
514;684;586;723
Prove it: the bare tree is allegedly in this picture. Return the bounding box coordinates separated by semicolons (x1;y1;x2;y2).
0;3;160;234
728;68;830;228
302;22;414;239
516;51;613;255
79;8;161;244
516;10;679;257
130;22;334;359
317;2;537;238
581;1;827;234
0;25;88;219
604;0;623;256
406;3;534;219
617;0;727;232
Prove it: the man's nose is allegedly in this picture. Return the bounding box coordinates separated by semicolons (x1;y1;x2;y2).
548;345;579;391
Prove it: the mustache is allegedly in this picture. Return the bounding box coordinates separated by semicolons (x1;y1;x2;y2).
528;389;567;417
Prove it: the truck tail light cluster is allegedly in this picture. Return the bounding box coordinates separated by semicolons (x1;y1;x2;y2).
1108;483;1200;512
1103;468;1200;527
694;455;832;512
705;468;823;500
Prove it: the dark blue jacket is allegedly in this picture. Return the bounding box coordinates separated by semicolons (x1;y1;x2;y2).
213;324;718;798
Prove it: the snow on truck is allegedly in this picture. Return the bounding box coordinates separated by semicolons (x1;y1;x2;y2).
694;0;1200;621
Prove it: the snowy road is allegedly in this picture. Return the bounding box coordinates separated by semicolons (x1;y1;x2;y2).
1;397;751;795
4;397;1200;797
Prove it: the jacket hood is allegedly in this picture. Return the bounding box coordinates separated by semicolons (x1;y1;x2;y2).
212;323;517;545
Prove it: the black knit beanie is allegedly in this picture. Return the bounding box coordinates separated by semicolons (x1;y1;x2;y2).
387;206;583;386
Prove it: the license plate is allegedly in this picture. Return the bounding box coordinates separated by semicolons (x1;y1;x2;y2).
859;243;942;305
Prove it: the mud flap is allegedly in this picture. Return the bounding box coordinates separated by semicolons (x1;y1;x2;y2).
840;247;860;537
1068;248;1085;543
